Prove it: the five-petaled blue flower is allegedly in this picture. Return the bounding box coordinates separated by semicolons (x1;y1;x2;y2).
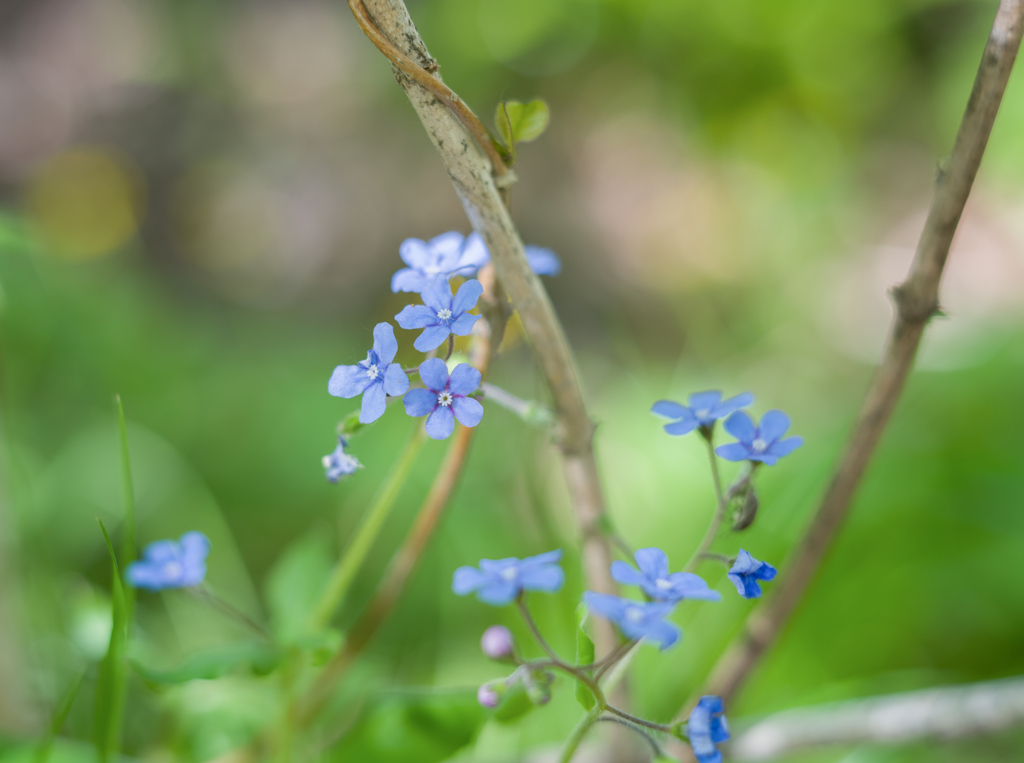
391;232;489;294
403;358;484;440
715;410;803;465
453;550;564;606
127;532;210;591
391;231;562;294
582;592;680;650
322;437;362;482
687;695;730;763
651;391;753;436
611;547;721;604
728;549;777;599
328;323;410;424
395;278;483;352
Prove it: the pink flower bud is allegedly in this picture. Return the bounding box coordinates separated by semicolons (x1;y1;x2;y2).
480;625;515;660
477;683;501;708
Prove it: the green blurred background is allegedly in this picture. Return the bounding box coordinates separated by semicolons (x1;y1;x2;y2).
1;0;1023;761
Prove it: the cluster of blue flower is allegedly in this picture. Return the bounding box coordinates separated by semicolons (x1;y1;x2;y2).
322;231;562;479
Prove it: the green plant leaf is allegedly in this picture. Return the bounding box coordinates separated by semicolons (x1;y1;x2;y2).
495;100;550;149
265;533;333;644
491;681;532;724
131;641;283;684
328;689;485;763
93;520;127;763
574;603;596;710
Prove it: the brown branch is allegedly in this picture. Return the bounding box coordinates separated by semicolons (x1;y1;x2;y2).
352;0;620;657
697;0;1024;708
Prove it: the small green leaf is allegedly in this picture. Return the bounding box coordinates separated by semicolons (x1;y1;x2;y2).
574;603;596;710
495;100;550;148
265;533;333;645
131;641;284;684
94;520;127;763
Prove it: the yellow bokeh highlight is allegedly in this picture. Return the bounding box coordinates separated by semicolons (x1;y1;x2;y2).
27;147;145;261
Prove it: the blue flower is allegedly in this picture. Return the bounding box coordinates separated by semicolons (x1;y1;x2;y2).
727;549;777;599
322;437;362;482
391;232;489;294
715;410;803;465
126;532;210;591
390;231;561;294
651;391;753;436
395;278;483;352
582;592;680;650
611;547;721;604
403;358;484;440
328;323;410;424
687;695;730;763
453;549;564;605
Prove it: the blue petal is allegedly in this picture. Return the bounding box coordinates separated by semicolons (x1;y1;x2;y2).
518;564;564;593
328;364;372;398
452;279;484;314
766;435;803;458
754;561;778;582
459;232;490;271
448;363;481;396
688;390;722;412
723;411;756;444
425;405;455;439
634;548;669;579
453;565;485;595
421;278;453;314
414;324;451;352
428;231;467;271
395;304;437;330
715;442;751;462
125;561;160;589
452;396;483;428
372;323;399;365
643;619;681;650
610;561;647;587
449;312;479;336
758;410;791;444
359;382;387;424
583;591;629;622
476;579;520;606
403;388;436;417
479;558;518;575
749;453;779;466
664;419;698;436
399;237;432;268
524;245;561;276
711;392;754;419
667;572;722;601
731;549;758;575
711;716;731;744
651;400;688;420
419;358;450;392
391;268;429;294
142;539;178;564
383;363;410;396
521;549;563;566
180;532;210;562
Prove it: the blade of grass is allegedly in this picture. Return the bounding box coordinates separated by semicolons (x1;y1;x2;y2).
33;670;86;763
94;519;128;763
114;395;136;622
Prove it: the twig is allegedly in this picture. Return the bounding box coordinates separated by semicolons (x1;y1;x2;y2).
697;0;1024;708
730;676;1024;761
356;0;620;659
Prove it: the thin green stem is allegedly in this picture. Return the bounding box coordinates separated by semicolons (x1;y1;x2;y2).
683;436;732;573
595;717;663;759
517;598;563;664
605;705;672;733
195;585;271;640
114;395;136;620
559;704;604;763
309;424;426;631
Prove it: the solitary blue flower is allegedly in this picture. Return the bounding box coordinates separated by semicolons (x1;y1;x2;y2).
328;323;410;424
687;696;730;763
715;410;803;465
651;391;753;436
582;592;680;650
395;278;483;352
453;550;564;606
322;437;362;482
728;549;777;599
611;548;721;604
403;358;484;440
127;532;210;591
391;231;562;293
391;232;489;294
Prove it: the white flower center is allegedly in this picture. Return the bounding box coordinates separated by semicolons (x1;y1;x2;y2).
321;455;333;468
438;391;453;407
163;561;183;579
655;578;673;591
437;308;452;321
624;607;644;623
366;364;380;380
696;409;710;419
500;567;517;581
425;264;443;274
752;438;767;452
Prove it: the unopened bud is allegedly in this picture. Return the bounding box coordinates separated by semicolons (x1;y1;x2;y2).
477;682;502;708
481;625;515;660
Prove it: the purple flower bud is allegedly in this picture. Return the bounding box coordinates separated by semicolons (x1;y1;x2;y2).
477;682;501;708
480;625;515;660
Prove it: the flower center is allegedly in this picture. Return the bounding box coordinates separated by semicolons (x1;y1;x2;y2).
437;308;453;321
695;409;710;419
438;391;453;407
321;455;333;468
366;364;380;380
624;607;644;623
162;561;183;579
500;567;517;581
752;438;767;452
655;578;673;591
